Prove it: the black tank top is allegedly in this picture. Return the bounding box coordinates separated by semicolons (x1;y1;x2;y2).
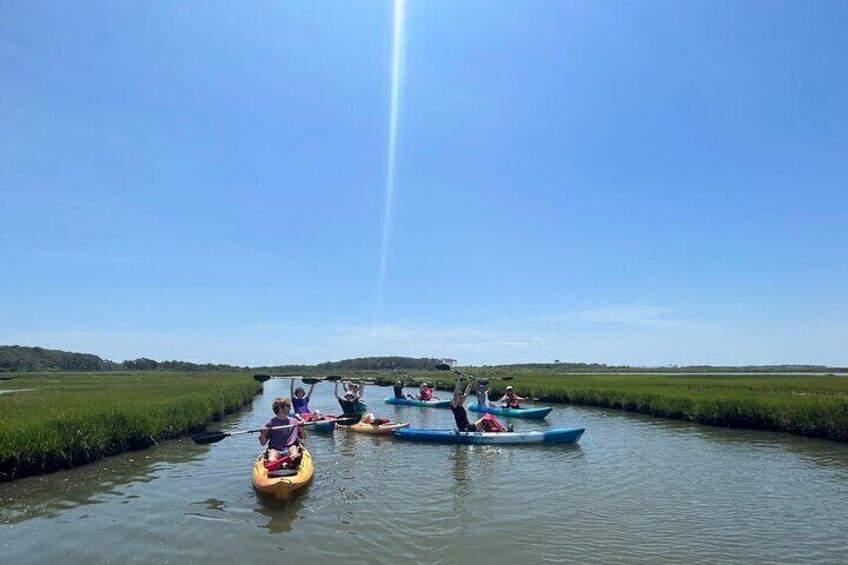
338;398;358;415
450;402;473;431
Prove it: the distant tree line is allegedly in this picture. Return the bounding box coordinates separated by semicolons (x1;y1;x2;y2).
3;345;842;374
0;346;247;373
315;356;456;371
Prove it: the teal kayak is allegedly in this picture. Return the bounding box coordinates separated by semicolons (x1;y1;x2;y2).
384;397;451;408
468;402;552;420
392;427;584;445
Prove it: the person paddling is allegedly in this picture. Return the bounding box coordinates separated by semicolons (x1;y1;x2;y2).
259;397;306;462
499;386;525;409
450;376;508;432
290;379;317;417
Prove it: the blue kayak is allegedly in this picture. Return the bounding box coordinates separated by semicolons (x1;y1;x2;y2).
391;427;584;445
384;397;451;408
468;402;552;420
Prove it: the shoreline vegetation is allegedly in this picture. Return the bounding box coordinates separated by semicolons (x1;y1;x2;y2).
2;349;847;481
411;369;848;443
0;372;260;482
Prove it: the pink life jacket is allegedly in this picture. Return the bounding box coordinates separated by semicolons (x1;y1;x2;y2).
482;413;505;432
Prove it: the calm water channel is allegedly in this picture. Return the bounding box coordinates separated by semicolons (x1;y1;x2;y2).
2;383;847;564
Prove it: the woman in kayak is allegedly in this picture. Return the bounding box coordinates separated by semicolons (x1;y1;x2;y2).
499;386;526;409
335;381;366;423
450;377;508;432
393;379;406;400
290;379;316;417
260;397;306;461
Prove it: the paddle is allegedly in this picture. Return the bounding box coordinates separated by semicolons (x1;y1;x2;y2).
254;374;344;384
433;364;515;384
191;416;360;445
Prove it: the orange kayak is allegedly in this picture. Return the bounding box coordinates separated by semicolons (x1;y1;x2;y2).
336;421;410;435
251;448;314;501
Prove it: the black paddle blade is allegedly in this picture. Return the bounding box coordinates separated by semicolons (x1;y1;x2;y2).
501;376;514;381
324;375;343;381
435;363;452;371
253;374;271;382
301;377;322;385
191;430;228;445
333;416;362;426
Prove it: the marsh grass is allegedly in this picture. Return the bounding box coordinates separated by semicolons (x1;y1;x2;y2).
0;372;260;481
367;369;848;442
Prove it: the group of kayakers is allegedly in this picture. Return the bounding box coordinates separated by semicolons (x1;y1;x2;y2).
260;375;529;463
261;378;400;462
393;379;437;402
449;376;521;432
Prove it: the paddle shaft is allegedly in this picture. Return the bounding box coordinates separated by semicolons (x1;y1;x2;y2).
192;416;357;444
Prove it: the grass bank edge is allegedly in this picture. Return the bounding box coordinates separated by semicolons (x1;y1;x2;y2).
382;369;848;443
0;372;262;482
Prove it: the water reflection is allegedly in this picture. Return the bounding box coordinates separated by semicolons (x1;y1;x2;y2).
252;494;306;534
579;404;848;474
0;439;207;524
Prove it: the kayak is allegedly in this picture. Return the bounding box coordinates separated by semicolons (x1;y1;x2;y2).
468;402;552;420
288;412;338;432
251;448;314;500
355;401;368;414
384;397;451;408
337;421;410;435
391;427;584;445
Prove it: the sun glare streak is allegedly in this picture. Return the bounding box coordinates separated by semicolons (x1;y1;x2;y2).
376;0;406;320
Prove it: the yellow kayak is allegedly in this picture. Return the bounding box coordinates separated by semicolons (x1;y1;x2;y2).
336;421;410;435
251;447;314;501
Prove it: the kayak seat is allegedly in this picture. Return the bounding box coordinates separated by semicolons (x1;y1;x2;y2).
268;469;299;478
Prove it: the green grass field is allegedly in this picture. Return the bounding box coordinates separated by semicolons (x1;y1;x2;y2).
359;368;848;442
0;372;260;481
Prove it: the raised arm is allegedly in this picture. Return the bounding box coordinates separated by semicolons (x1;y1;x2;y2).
358;383;366;399
290;378;295;398
334;381;341;400
306;382;316;400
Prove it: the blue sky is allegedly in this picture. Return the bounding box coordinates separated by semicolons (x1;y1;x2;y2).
1;1;846;366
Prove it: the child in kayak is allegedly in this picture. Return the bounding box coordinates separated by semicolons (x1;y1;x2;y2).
450;377;508;433
290;379;316;417
260;397;306;461
417;382;438;401
499;386;526;409
476;381;491;407
344;381;365;401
